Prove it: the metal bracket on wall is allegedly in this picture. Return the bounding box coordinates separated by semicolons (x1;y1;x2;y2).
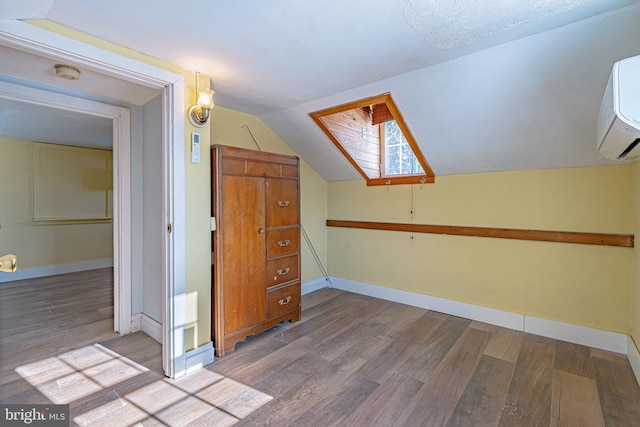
301;225;333;288
241;124;263;151
238;124;332;287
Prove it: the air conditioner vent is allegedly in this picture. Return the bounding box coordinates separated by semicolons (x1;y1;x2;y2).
617;138;640;160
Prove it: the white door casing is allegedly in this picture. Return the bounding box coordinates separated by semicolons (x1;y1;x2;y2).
0;20;187;378
0;81;133;333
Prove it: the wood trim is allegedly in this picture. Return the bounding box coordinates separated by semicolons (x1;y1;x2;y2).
211;144;299;166
367;175;435;186
326;220;634;248
309;92;435;185
383;94;434;180
310;112;374;180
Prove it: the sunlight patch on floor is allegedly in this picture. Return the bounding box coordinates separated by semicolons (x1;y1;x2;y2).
15;343;273;425
196;377;274;419
15;343;147;404
72;391;149;426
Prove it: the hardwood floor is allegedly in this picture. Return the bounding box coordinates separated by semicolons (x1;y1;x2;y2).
1;270;640;426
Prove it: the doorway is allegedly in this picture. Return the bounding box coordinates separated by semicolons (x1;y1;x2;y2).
0;21;187;378
0;82;133;333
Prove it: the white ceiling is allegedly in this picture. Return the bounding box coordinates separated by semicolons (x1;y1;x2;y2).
0;44;160;107
0;98;113;149
1;1;640;179
0;43;160;149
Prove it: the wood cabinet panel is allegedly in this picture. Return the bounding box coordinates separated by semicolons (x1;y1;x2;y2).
281;164;298;178
220;175;266;334
266;255;299;288
212;145;301;357
220;156;296;179
266;178;299;227
246;160;281;177
220;158;245;175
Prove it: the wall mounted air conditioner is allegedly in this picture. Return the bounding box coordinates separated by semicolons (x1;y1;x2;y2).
597;54;640;161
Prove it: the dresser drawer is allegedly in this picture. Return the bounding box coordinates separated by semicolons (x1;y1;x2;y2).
266;255;299;288
266;227;300;258
266;178;299;227
267;283;301;319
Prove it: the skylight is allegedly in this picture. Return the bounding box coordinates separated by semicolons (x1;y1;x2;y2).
310;93;434;185
383;120;425;176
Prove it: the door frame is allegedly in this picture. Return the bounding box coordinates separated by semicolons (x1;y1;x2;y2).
0;21;187;378
0;81;132;333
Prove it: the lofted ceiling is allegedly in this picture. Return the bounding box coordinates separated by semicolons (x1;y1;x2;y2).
1;1;640;179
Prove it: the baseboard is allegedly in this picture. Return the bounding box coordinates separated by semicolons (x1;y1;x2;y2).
0;259;114;283
331;277;523;331
302;276;330;295
330;276;628;354
129;312;162;343
185;341;215;374
130;313;142;332
525;316;627;354
141;313;162;343
629;336;640;387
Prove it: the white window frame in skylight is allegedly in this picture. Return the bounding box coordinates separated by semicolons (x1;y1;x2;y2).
381;120;425;177
310;93;434;186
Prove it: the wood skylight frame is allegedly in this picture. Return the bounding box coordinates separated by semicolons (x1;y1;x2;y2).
310;93;434;186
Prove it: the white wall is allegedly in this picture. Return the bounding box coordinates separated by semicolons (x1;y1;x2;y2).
142;94;163;322
130;105;144;314
129;94;163;323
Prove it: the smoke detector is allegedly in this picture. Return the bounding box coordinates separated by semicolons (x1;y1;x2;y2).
54;64;81;80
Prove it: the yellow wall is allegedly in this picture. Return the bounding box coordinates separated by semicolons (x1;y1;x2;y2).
328;165;634;333
0;137;113;268
632;164;640;354
182;72;213;350
210;107;328;284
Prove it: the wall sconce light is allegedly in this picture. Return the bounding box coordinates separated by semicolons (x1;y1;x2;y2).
189;72;215;127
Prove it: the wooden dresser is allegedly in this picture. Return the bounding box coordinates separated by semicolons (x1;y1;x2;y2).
211;145;301;356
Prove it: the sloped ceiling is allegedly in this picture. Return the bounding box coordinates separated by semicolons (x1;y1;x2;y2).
2;1;640;179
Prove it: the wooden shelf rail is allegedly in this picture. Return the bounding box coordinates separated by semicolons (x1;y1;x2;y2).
326;220;634;248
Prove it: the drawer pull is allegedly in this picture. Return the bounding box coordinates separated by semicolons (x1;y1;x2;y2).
277;240;290;247
277;267;290;276
278;295;292;306
277;200;290;207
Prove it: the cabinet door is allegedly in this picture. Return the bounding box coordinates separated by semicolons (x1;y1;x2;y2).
220;175;266;334
265;178;299;227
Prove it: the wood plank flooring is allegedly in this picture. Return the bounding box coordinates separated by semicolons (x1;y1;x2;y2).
2;270;640;426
